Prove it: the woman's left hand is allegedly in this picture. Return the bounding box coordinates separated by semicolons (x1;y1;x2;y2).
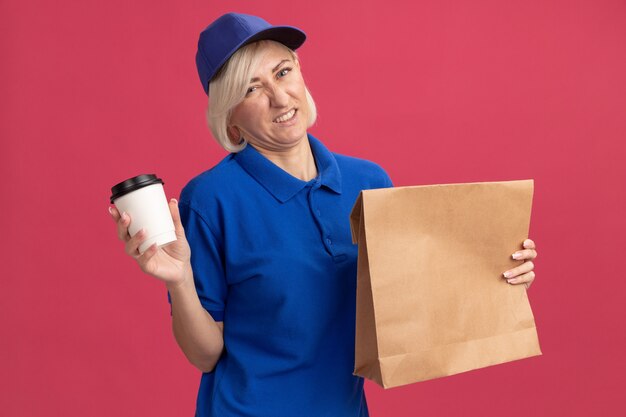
502;238;538;290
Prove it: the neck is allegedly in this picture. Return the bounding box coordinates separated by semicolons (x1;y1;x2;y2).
251;135;318;181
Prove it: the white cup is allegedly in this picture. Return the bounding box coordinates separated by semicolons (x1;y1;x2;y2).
110;174;177;254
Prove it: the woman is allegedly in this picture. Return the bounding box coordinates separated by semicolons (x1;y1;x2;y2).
108;12;539;417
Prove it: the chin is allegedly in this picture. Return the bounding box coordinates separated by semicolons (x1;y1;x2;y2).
285;130;309;144
271;125;307;140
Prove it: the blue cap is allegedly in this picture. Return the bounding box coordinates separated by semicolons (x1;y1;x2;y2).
195;13;307;95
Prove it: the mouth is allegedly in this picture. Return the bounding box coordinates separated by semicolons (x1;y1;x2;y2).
273;108;297;123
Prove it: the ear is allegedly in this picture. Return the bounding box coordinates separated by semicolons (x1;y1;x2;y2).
226;125;240;145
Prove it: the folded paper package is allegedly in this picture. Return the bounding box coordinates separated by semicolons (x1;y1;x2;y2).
350;179;541;388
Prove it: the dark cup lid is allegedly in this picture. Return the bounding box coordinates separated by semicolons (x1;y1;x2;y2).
110;174;164;203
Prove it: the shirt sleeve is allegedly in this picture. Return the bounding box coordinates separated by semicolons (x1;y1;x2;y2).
167;200;227;322
373;163;394;188
382;169;394;188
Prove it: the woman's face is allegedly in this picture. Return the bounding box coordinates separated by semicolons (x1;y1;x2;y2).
228;42;310;152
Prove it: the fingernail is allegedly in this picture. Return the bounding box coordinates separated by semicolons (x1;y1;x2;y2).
507;278;516;284
171;198;178;204
512;252;522;259
121;211;127;222
503;271;512;278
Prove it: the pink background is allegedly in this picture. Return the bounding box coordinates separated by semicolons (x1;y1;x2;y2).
2;1;625;416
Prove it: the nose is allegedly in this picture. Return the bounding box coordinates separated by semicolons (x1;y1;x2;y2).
267;83;290;108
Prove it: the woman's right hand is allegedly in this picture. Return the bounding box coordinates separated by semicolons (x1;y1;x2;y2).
109;198;192;287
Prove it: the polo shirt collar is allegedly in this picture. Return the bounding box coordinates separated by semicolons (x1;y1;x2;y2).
234;133;342;203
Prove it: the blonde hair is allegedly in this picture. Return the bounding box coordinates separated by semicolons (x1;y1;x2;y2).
206;40;317;153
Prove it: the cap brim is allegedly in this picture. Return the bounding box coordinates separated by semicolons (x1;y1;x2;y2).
243;26;306;51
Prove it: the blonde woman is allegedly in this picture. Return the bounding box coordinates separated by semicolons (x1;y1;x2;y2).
109;12;538;417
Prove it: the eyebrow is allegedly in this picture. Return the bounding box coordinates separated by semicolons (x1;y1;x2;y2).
250;59;291;83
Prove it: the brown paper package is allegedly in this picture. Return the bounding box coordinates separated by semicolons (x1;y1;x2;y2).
349;179;541;389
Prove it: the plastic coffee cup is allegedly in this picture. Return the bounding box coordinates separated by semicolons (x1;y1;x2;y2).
110;174;177;254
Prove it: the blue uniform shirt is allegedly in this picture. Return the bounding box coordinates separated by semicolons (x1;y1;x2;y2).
171;133;393;417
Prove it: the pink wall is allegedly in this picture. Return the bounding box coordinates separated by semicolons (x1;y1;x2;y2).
2;1;624;416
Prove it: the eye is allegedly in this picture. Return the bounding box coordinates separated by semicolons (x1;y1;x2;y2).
277;67;292;78
246;86;257;95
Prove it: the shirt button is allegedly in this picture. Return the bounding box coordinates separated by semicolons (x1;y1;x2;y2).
326;238;332;245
